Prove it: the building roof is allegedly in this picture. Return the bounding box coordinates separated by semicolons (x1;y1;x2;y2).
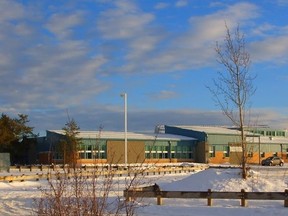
47;130;196;141
167;125;288;144
168;125;242;135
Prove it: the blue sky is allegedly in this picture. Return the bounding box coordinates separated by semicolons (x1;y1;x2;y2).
0;0;288;134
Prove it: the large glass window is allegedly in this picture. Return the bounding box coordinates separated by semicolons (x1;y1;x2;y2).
145;141;194;160
276;131;282;137
145;144;169;159
79;140;107;159
266;131;276;137
170;143;194;159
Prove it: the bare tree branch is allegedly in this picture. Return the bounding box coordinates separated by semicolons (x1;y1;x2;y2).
208;23;256;179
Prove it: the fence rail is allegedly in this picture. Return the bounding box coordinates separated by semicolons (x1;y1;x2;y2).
124;187;288;207
0;164;208;182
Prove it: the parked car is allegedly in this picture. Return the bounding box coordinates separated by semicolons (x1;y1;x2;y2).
261;156;284;166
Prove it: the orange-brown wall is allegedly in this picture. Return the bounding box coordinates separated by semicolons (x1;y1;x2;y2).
107;140;145;164
208;151;230;164
77;159;107;164
144;158;194;163
247;152;288;164
209;151;288;165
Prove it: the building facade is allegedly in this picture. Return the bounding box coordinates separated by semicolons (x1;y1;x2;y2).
164;125;288;165
37;125;288;165
44;130;197;165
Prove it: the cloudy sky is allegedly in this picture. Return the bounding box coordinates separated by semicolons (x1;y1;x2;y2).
0;0;288;135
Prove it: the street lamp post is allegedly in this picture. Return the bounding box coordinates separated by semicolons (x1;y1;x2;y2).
120;93;128;166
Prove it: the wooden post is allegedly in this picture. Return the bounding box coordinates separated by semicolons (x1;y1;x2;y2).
126;196;132;202
207;189;213;206
241;189;247;207
284;189;288;207
157;195;163;205
124;190;131;202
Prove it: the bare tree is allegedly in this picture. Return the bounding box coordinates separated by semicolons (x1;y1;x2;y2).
209;24;256;179
33;124;156;216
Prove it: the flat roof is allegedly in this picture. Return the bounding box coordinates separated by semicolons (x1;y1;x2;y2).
168;125;242;135
169;125;288;143
47;130;197;141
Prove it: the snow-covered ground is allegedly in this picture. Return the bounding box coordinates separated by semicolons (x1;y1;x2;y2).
0;165;288;215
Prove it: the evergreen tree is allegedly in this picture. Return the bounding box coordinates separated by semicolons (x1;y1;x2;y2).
0;113;35;164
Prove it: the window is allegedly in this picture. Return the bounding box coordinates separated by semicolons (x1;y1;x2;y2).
209;146;216;158
145;142;193;160
223;146;230;157
277;131;285;137
176;146;182;158
78;142;107;159
171;146;176;158
163;146;169;159
175;145;193;159
78;145;85;159
93;144;106;159
266;131;276;136
145;146;151;158
145;145;169;159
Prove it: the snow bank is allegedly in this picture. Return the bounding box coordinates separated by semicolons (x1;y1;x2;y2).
159;168;288;192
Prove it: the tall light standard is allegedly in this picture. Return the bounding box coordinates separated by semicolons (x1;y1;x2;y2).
120;93;128;166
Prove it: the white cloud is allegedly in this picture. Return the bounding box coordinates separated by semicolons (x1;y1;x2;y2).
114;0;138;11
175;0;188;7
0;0;25;22
188;2;259;41
249;108;288;129
45;11;86;39
249;36;288;63
154;2;170;9
123;2;259;74
126;34;163;61
250;23;277;37
277;0;288;6
150;90;178;100
97;1;154;40
114;3;258;73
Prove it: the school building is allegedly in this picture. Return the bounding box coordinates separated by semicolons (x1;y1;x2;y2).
38;125;288;165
